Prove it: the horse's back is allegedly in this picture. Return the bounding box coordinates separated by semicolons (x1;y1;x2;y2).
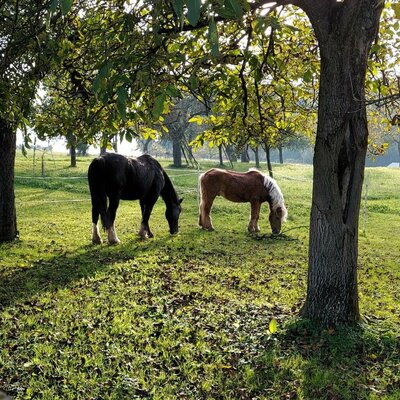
88;153;165;200
200;168;266;202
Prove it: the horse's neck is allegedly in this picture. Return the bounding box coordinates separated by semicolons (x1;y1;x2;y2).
265;177;284;209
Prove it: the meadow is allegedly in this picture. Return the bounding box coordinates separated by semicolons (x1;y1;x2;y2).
0;153;399;399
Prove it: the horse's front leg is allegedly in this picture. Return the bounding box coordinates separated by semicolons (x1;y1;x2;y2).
107;196;121;245
199;197;215;231
139;198;157;239
248;202;261;232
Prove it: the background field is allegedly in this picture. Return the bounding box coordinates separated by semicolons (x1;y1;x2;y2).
0;153;399;399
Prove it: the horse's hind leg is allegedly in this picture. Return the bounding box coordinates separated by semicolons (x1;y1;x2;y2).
248;201;261;232
106;196;121;245
91;207;103;245
139;196;158;239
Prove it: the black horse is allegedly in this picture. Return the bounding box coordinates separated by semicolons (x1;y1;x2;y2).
88;153;182;244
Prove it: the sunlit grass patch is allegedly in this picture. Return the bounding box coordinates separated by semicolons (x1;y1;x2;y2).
0;153;399;399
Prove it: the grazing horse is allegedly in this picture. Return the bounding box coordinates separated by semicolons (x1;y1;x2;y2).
88;153;182;244
199;168;287;234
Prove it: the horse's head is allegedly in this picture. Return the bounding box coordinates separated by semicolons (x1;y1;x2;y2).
269;205;287;234
165;198;183;234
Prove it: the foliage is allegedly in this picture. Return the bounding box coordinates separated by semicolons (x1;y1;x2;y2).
0;0;67;134
0;153;399;398
30;1;399;158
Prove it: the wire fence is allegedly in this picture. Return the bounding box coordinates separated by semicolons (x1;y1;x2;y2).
14;168;377;238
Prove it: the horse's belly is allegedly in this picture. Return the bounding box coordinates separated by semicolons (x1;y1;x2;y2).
120;190;141;200
220;191;247;202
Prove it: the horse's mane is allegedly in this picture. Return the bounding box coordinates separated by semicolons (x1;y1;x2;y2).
249;168;288;221
160;169;180;205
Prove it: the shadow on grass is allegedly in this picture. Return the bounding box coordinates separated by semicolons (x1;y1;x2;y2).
0;235;176;309
244;319;400;399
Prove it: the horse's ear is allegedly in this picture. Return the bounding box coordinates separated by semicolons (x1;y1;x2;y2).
179;198;184;204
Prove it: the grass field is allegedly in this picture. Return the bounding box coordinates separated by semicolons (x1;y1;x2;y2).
0;153;399;399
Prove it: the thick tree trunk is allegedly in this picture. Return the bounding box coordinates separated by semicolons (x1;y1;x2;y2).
0;120;18;242
300;1;383;325
241;146;249;163
172;138;182;167
278;146;284;164
70;145;77;167
66;131;77;167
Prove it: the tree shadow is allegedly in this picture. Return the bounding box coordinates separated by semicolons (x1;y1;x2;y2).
247;318;400;399
0;235;176;310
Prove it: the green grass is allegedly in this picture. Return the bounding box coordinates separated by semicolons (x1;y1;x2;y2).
0;153;399;399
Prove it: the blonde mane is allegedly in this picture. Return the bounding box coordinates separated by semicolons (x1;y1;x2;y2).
249;168;288;221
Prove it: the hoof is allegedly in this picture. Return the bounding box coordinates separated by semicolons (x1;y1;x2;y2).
202;226;215;232
92;237;102;245
139;232;148;240
108;238;121;245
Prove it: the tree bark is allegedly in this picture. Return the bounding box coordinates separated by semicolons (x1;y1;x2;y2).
218;145;224;166
70;144;77;167
253;146;260;168
0;119;18;242
172;138;182;167
265;145;273;178
241;146;249;163
300;0;383;325
278;146;284;164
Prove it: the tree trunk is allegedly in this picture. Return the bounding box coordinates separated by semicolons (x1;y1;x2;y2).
218;145;224;166
70;145;77;167
241;146;249;163
253;146;260;168
226;144;237;162
172;138;182;167
0;119;18;242
300;1;383;325
278;146;284;164
112;137;118;153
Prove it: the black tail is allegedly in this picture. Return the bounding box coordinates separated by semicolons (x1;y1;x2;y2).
88;157;110;229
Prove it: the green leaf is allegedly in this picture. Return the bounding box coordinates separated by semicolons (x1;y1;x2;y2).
152;93;165;120
189;74;199;90
60;0;73;15
172;0;184;20
189;116;204;125
166;84;181;98
187;0;201;26
116;87;128;119
224;0;243;19
125;131;133;143
269;318;277;334
303;69;313;83
392;3;400;19
50;0;59;12
208;18;219;57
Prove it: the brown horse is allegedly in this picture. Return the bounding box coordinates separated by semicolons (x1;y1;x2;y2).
199;168;287;234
